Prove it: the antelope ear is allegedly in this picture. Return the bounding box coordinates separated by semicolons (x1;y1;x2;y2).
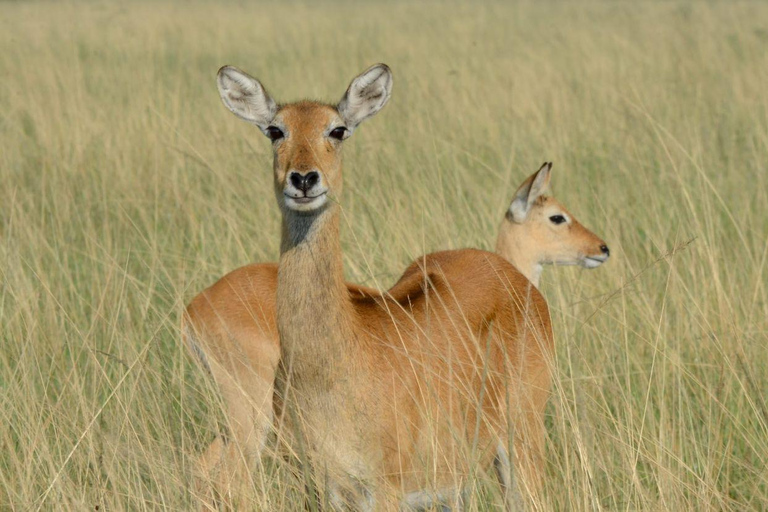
216;66;277;131
337;63;393;132
508;162;553;222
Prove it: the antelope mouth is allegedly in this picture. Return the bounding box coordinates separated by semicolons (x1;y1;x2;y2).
288;192;326;204
582;255;608;269
283;191;328;211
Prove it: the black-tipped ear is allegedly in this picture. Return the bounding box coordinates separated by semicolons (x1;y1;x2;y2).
508;162;553;222
217;66;278;131
337;63;393;132
528;162;552;201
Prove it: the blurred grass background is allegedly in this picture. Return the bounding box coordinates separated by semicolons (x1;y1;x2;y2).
1;0;767;509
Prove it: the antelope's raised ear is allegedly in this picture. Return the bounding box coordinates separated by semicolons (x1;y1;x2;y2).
217;66;278;131
337;63;393;132
508;162;553;223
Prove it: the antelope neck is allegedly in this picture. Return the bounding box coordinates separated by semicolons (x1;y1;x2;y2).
277;204;355;381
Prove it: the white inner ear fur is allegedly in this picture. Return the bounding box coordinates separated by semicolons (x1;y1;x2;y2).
509;194;531;223
338;64;393;131
217;66;277;131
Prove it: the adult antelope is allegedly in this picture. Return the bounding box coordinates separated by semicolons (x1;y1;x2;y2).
184;64;610;509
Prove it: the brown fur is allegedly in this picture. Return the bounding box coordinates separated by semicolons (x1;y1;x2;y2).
183;263;378;506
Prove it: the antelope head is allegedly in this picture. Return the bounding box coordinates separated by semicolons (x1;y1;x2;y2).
216;64;393;215
496;162;610;287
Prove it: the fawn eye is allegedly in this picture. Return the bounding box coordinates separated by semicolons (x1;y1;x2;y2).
265;126;284;142
549;215;567;225
329;127;347;140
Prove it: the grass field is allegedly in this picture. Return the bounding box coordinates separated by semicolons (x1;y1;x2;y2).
1;0;767;510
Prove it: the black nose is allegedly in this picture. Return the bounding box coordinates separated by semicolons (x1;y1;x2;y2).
289;171;320;193
600;244;610;256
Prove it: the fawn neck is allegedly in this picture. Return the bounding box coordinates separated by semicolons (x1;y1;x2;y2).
495;219;542;289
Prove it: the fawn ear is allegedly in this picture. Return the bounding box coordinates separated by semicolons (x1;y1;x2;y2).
217;66;278;132
337;63;393;132
508;162;553;222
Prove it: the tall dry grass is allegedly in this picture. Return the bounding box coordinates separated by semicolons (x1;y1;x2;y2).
1;1;766;509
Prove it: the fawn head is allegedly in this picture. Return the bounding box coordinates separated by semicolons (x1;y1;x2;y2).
216;64;392;214
497;162;610;283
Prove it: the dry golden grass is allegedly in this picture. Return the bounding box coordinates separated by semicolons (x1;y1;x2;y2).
1;1;766;510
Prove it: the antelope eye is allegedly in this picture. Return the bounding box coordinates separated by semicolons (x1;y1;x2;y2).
265;126;284;142
329;127;347;140
549;215;567;225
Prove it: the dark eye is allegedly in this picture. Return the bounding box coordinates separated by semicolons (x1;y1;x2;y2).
329;127;347;140
265;126;284;142
549;215;567;225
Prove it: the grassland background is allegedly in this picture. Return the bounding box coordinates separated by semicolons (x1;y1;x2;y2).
1;0;767;510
